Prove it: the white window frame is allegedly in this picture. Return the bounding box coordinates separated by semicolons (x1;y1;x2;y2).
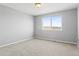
42;16;62;31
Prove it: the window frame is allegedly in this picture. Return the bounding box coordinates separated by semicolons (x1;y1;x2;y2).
42;16;62;31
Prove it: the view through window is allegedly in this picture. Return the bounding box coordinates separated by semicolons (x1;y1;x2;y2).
42;16;62;31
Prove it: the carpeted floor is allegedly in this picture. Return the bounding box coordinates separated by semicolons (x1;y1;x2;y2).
0;39;79;56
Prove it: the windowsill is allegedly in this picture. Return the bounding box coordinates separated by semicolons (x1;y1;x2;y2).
42;28;62;31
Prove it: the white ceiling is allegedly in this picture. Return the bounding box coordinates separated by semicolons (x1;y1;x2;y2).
0;3;79;16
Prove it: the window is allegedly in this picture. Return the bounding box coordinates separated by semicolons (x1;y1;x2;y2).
42;16;62;31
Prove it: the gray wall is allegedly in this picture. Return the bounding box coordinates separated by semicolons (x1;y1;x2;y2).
0;5;33;45
34;9;77;44
78;6;79;44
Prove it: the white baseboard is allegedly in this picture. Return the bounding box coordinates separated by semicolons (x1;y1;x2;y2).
0;37;33;48
35;37;77;45
0;37;77;48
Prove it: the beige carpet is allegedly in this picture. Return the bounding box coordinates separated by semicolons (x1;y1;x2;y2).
0;39;79;56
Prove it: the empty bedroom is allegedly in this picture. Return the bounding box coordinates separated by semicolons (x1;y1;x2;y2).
0;2;79;56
